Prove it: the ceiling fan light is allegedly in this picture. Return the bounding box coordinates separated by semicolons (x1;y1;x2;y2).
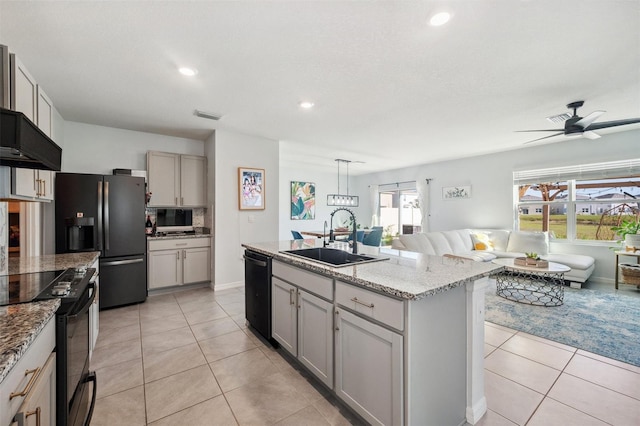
546;113;572;123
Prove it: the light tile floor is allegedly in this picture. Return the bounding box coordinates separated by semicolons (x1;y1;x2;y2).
90;285;640;425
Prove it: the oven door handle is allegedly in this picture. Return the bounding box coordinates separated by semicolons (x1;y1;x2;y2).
84;371;97;426
67;283;96;320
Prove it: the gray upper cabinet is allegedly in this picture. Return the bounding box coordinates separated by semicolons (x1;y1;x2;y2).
10;53;37;121
147;151;207;208
0;47;55;202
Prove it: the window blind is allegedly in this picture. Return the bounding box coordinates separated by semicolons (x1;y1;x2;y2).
513;159;640;185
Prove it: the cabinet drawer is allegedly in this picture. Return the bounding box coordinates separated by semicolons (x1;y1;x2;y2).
273;261;333;301
0;318;55;426
148;237;210;251
336;281;405;331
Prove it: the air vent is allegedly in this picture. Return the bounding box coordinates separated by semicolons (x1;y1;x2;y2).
194;110;222;121
546;113;572;123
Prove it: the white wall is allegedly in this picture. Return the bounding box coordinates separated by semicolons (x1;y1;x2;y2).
213;129;279;287
62;121;204;173
278;160;365;241
352;129;640;284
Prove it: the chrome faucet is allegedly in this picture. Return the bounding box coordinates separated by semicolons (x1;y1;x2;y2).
330;207;358;254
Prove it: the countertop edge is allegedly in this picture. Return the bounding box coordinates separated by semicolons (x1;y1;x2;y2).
6;251;100;276
0;299;60;384
242;243;502;301
147;234;212;240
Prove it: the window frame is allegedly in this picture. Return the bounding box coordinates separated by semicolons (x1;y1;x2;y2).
514;160;640;243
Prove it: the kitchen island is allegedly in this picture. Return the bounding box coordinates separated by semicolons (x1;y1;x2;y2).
242;239;502;426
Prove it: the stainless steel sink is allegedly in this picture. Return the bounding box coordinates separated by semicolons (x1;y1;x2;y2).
283;247;388;267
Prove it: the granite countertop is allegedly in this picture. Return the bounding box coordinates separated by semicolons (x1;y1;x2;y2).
0;300;59;384
242;240;503;300
148;233;212;241
1;252;100;384
5;251;100;276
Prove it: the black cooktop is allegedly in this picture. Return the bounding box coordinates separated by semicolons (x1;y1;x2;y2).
0;268;93;307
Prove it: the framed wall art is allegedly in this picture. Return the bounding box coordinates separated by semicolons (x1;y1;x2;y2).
239;167;265;210
442;185;471;200
291;181;316;220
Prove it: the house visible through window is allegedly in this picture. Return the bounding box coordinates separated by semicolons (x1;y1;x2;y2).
378;181;421;240
514;160;640;241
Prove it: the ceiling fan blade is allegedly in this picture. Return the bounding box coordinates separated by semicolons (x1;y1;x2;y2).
574;110;605;129
586;117;640;131
583;131;601;140
523;132;564;144
515;129;564;133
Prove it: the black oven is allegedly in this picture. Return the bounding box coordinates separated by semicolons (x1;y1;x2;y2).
55;280;97;426
3;267;98;426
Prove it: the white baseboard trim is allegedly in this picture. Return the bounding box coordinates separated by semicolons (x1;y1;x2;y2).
213;280;244;291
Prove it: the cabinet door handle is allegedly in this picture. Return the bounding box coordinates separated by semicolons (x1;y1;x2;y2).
175;243;188;246
183;249;187;259
175;197;178;205
41;179;46;197
351;297;374;309
335;309;340;331
9;368;40;399
181;197;184;205
26;407;41;426
289;288;295;305
176;251;180;260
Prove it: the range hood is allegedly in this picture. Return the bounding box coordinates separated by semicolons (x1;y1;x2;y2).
0;107;62;171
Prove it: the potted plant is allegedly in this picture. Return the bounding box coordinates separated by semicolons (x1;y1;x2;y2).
525;252;539;266
611;216;640;251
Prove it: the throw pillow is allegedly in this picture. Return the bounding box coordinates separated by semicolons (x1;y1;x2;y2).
506;231;549;255
471;233;494;251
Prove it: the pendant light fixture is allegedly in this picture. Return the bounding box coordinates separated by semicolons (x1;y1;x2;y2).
327;159;359;207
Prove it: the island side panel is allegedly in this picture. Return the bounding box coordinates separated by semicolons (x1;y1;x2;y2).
406;284;467;426
466;277;489;424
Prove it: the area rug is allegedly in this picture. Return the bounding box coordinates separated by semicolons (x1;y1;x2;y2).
484;282;640;367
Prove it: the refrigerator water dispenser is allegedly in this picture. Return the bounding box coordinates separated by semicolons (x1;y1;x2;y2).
65;217;95;251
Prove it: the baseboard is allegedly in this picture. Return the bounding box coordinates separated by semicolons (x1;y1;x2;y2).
213;280;244;291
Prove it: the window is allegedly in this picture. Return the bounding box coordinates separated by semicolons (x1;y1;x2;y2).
379;182;421;240
514;160;640;241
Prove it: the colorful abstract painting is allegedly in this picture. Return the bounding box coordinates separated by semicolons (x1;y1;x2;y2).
291;181;315;220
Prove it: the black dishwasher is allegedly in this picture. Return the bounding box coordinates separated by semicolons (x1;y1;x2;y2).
244;250;275;344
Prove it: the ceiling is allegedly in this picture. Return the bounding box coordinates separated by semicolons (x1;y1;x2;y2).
1;1;639;175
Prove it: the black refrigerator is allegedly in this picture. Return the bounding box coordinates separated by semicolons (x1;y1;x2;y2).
55;173;147;309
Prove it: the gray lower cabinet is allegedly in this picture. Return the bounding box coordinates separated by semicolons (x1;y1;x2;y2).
13;352;56;426
271;262;334;389
297;289;334;387
335;308;403;426
271;277;297;354
148;237;211;289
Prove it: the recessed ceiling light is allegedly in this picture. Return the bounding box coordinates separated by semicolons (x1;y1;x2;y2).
299;101;315;109
179;67;198;77
429;12;451;26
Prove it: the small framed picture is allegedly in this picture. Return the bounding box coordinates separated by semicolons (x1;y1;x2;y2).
239;167;265;210
442;185;471;200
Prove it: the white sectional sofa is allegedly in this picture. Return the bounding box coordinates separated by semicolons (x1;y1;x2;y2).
391;229;595;287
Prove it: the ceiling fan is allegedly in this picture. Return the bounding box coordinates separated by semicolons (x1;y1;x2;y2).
518;100;640;144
